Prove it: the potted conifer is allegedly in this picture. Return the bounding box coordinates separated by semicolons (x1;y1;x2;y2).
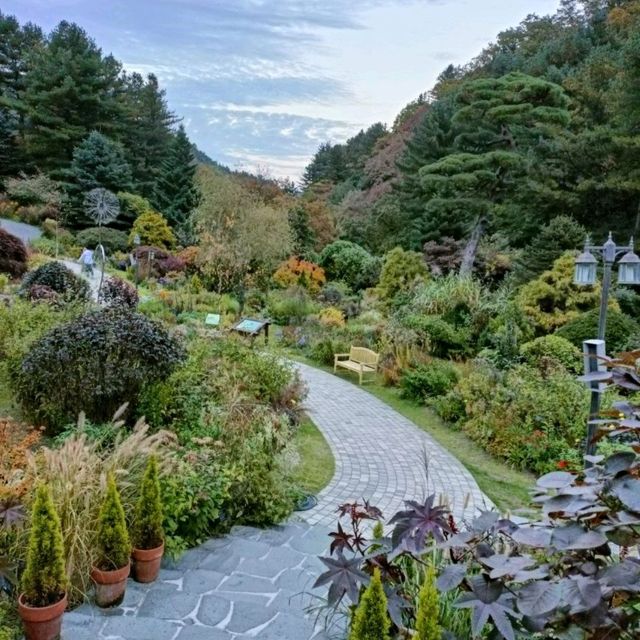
18;484;68;640
91;474;131;607
131;455;165;583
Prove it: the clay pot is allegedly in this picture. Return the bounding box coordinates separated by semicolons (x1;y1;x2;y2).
132;541;164;583
18;591;67;640
91;562;130;607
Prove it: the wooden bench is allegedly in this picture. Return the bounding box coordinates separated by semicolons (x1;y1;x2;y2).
334;346;380;385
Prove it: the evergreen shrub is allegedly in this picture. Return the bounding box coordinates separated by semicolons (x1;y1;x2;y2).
95;474;130;571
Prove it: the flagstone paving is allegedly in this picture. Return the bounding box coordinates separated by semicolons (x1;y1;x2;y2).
62;362;489;639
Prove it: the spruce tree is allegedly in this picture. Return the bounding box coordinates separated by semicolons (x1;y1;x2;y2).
394;96;457;249
21;484;68;607
288;203;316;257
122;72;178;198
415;566;441;640
68;131;132;193
153;125;199;227
348;569;391;640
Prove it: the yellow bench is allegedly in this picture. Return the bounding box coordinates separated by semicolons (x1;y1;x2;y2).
334;346;380;385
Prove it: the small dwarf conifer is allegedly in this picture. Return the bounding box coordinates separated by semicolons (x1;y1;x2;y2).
415;565;441;640
132;455;164;550
96;474;131;570
21;484;68;607
348;568;391;640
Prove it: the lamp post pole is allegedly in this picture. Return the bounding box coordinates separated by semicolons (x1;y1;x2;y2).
133;234;141;293
574;233;640;460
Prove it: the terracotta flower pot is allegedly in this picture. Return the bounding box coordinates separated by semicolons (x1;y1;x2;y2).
132;541;164;583
18;591;67;640
91;561;130;607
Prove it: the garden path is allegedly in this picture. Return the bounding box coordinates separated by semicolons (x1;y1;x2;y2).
62;363;490;640
295;362;490;525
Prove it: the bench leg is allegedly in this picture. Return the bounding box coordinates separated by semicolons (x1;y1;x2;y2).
359;370;363;385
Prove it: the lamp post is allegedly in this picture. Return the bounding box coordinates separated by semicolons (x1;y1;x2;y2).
574;232;640;458
133;234;141;293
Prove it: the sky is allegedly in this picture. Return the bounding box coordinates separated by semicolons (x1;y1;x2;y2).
5;0;561;180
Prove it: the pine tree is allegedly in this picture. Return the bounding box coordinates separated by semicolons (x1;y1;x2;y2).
153;125;199;227
21;21;122;173
96;474;131;571
21;484;68;607
0;12;43;175
415;565;441;640
348;569;391;640
132;455;164;550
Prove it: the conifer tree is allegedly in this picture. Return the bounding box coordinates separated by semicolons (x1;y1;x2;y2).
122;73;178;198
21;484;68;607
153;125;200;227
68;131;132;194
348;568;391;640
415;565;441;640
288;203;316;257
21;21;122;173
132;455;164;550
95;474;131;571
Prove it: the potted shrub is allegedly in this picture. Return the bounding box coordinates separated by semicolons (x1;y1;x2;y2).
131;455;164;583
18;484;68;640
91;474;131;607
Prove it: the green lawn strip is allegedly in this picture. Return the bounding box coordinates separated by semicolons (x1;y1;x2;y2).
288;352;534;513
292;414;335;495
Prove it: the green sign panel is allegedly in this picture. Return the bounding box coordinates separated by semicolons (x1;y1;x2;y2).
235;319;267;334
205;313;221;326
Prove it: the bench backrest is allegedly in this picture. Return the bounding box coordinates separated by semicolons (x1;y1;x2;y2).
349;346;379;366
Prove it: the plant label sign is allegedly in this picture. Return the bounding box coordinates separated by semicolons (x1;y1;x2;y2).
205;313;221;326
234;319;266;334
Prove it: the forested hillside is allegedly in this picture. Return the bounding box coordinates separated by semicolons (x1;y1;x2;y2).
302;0;640;274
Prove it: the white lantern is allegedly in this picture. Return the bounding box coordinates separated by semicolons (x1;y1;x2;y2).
574;249;597;286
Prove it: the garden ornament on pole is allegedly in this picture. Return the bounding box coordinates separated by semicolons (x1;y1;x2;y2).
84;188;120;299
574;232;640;460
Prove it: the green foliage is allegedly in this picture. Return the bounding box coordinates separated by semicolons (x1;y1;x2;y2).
455;363;588;474
514;216;585;283
319;240;380;291
348;568;391;640
267;287;317;325
117;192;154;227
400;360;459;404
415;565;441;640
556;307;640;354
20;261;90;301
20;484;67;607
0;228;27;278
15;308;185;430
129;211;176;249
376;247;428;303
520;334;582;373
132;456;163;550
403;315;470;359
309;336;351;367
66;131;132;220
95;474;131;571
517;252;604;333
76;226;128;253
153;125;199;227
288;202;316;257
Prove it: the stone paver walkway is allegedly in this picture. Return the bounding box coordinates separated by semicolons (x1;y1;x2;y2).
296;362;490;526
62;362;490;639
63;522;334;640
